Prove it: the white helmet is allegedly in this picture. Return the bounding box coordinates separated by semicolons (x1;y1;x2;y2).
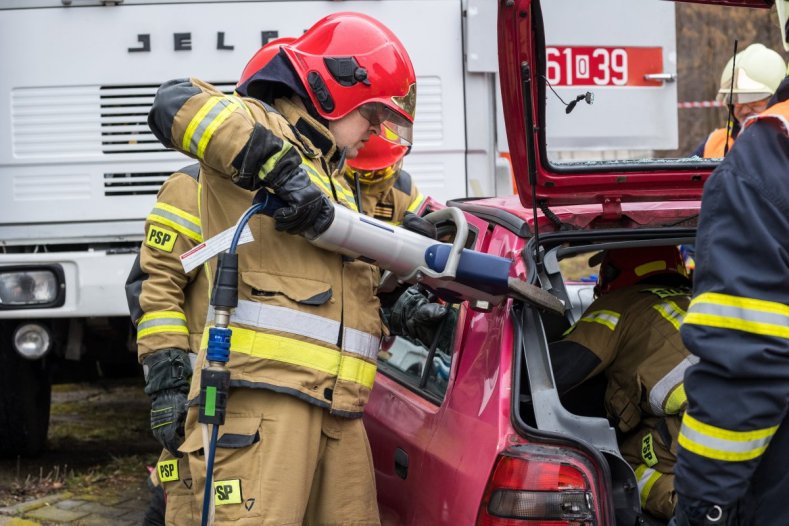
779;0;789;52
716;43;786;104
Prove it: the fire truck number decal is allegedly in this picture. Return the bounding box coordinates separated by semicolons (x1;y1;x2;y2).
545;46;664;87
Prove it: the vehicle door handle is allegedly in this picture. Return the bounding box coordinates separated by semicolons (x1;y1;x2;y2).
394;448;409;480
644;72;676;83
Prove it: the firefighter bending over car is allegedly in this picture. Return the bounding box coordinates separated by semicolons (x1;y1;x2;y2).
670;3;789;524
134;12;416;525
549;246;693;520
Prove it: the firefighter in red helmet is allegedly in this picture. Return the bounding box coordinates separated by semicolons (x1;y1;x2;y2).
145;12;416;524
549;246;693;520
132;38;292;526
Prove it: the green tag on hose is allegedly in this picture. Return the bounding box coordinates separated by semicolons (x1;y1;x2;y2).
205;386;217;417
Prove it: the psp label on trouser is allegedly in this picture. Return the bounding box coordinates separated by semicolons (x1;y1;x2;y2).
214;479;242;505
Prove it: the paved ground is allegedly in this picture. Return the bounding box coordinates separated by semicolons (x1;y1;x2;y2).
0;379;160;525
0;486;150;525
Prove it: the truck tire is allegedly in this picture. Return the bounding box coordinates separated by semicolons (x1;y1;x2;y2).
0;324;51;457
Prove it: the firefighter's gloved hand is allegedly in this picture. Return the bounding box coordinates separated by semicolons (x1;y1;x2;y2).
143;349;193;458
402;212;437;239
271;165;334;238
389;285;449;348
150;391;189;458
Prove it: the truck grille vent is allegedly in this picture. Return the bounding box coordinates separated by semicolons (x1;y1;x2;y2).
99;82;235;154
103;172;170;196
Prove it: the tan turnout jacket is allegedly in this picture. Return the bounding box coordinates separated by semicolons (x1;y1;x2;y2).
149;79;383;417
564;285;694;433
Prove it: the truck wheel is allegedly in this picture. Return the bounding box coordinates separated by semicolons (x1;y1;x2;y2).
0;324;51;457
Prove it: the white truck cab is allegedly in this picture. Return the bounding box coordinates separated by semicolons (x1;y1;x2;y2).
0;0;676;456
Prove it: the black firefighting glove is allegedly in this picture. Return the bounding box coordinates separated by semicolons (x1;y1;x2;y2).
254;139;334;238
270;165;335;238
402;212;437;239
143;348;193;458
232;125;334;238
388;285;450;349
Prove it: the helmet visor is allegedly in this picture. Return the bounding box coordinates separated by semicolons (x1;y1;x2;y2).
358;103;414;146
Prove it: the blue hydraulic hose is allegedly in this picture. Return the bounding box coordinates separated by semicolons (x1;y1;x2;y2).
229;198;267;255
201;424;220;526
200;195;269;526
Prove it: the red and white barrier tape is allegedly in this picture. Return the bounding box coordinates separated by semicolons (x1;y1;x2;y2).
677;100;725;109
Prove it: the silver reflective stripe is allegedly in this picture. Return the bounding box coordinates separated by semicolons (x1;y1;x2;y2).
635;466;661;506
216;300;340;345
649;355;698;415
654;300;686;330
188;352;197;372
580;310;620;331
150;204;202;238
680;422;773;455
138;316;187;331
637;466;658;493
187;97;234;156
688;301;789;328
343;327;380;361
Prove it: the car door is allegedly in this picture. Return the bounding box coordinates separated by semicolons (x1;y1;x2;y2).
364;210;491;525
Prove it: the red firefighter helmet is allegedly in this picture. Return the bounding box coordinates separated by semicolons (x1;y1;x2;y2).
282;12;416;145
237;37;296;88
595;246;689;295
345;132;408;183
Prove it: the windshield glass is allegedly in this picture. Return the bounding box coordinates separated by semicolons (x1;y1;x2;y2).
541;0;782;168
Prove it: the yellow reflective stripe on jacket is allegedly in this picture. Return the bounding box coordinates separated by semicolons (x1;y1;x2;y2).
406;192;426;214
259;141;294;179
183;96;244;158
201;325;376;388
217;300;379;362
648;354;698;415
138;311;188;338
664;383;688;415
634;465;662;508
653;300;686;330
684;292;789;339
148;203;203;242
330;174;359;211
678;413;778;462
301;159;358;212
301;160;333;198
578;309;620;331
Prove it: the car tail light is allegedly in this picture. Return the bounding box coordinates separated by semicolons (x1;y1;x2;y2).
477;448;601;526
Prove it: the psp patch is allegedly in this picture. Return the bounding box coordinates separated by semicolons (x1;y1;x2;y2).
641;433;658;467
146;225;178;253
214;479;242;505
157;459;179;483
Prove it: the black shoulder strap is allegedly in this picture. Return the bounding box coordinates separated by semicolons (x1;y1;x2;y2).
393;169;412;195
179;163;200;181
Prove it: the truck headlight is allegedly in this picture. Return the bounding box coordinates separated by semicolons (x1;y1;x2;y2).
13;323;52;360
0;266;65;309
